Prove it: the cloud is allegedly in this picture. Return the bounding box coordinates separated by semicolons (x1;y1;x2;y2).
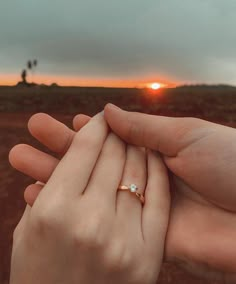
1;0;236;84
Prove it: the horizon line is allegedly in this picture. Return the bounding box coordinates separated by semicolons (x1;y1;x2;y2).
0;83;236;89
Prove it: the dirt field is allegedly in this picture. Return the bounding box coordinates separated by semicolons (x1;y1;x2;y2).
1;85;236;283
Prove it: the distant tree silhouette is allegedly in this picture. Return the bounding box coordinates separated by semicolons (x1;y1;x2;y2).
33;59;37;67
27;59;38;83
32;59;38;83
21;69;27;84
27;60;32;70
19;60;38;86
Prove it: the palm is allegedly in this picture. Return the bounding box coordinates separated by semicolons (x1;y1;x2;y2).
162;129;236;281
165;128;236;212
166;176;236;281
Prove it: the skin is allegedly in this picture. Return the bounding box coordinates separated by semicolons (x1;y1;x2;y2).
10;113;170;284
9;104;236;282
104;104;236;282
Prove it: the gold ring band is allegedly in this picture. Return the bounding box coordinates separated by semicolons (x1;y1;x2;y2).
118;184;145;205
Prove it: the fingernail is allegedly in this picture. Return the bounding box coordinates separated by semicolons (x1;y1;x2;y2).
36;181;45;186
94;111;104;119
96;110;104;116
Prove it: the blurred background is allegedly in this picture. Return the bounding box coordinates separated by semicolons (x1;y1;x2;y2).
1;1;236;283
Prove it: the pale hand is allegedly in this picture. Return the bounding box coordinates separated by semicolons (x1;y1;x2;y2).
10;113;170;284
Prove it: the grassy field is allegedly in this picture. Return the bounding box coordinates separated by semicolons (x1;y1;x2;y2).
1;85;236;284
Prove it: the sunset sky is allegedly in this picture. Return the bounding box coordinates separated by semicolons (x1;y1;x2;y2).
1;0;236;87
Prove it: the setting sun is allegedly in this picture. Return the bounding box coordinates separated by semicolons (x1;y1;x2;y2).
151;83;161;90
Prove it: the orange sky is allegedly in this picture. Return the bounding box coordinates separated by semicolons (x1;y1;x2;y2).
0;73;177;88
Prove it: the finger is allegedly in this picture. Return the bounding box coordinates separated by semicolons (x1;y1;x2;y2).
85;133;125;208
24;183;44;207
10;113;90;199
116;146;147;225
11;113;92;209
142;150;170;256
44;113;109;196
9;144;59;183
104;103;209;157
73;114;91;132
28;113;90;155
28;113;76;154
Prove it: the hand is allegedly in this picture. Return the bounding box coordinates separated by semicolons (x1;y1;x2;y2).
103;104;236;281
10;113;170;284
9;107;236;283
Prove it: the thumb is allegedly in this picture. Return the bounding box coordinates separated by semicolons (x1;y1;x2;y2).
104;104;211;157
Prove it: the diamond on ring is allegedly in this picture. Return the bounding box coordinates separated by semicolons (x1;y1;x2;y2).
129;184;138;193
118;184;145;205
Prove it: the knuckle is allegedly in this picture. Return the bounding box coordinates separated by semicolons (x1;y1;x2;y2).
104;240;132;273
31;212;53;233
133;266;157;284
30;206;61;235
73;214;106;249
178;117;203;133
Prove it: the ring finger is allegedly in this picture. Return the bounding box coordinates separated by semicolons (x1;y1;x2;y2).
116;145;147;222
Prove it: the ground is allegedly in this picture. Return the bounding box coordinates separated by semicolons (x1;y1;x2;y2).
1;85;236;283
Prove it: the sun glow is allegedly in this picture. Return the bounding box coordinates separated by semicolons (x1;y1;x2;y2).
151;83;161;90
0;73;176;88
